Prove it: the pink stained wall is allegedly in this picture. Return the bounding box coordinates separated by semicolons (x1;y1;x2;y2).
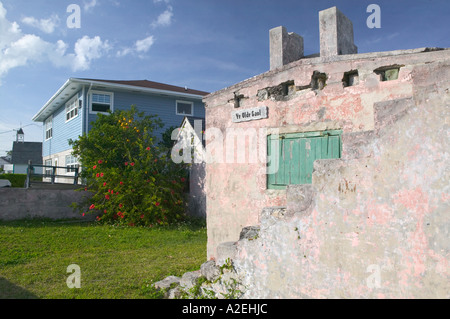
203;48;450;261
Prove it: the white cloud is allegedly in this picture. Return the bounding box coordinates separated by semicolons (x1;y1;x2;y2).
71;36;111;71
135;36;155;53
117;35;154;57
116;47;132;58
84;0;98;12
0;34;46;77
21;14;60;34
0;4;21;50
0;6;60;82
151;5;173;28
0;1;111;83
0;33;71;78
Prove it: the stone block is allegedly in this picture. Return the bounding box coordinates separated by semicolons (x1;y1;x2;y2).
0;180;11;188
200;260;221;282
270;26;304;70
153;275;180;290
168;286;182;299
239;226;260;240
286;184;315;217
216;241;237;266
319;6;357;57
260;206;287;230
180;270;202;290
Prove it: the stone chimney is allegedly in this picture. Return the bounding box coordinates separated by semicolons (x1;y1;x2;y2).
269;26;304;70
319;6;357;57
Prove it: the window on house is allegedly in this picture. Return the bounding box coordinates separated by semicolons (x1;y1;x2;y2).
176;101;194;116
66;96;79;121
44;159;53;177
45;116;53;140
267;130;342;189
90;92;113;113
65;155;79;173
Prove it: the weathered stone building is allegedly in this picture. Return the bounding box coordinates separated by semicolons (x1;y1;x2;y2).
202;7;449;298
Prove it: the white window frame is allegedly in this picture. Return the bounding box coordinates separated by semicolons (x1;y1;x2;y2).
45;116;53;140
65;96;79;122
89;91;114;114
44;159;53;177
176;100;194;116
65;155;79;174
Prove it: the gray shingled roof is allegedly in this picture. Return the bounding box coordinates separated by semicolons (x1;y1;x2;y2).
0;157;11;165
81;79;210;96
11;142;42;165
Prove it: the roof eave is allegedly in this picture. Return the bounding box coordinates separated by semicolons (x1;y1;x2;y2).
32;78;207;122
32;78;74;122
74;78;208;99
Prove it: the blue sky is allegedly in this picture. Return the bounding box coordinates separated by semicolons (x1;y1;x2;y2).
0;0;449;156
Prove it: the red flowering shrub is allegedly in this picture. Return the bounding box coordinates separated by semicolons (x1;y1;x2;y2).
70;106;188;226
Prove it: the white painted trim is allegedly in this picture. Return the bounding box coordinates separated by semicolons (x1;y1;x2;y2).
64;153;79;176
176;100;194;116
44;116;53;141
65;95;79;123
32;79;73;122
85;84;92;135
89;90;114;115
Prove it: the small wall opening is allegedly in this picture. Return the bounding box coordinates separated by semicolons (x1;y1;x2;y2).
374;65;404;81
258;80;296;101
311;71;328;90
282;80;296;96
342;70;359;87
233;92;245;108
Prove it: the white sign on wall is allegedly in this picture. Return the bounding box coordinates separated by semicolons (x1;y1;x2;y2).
232;106;268;123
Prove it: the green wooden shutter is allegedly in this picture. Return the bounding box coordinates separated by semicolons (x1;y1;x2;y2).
267;130;341;189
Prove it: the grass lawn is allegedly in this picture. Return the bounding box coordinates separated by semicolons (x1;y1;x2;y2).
0;218;207;299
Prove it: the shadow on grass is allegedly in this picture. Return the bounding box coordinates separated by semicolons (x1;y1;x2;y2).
0;218;94;229
0;277;39;299
0;216;206;231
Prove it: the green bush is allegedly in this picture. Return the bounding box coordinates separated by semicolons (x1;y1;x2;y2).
0;174;27;188
70;106;188;226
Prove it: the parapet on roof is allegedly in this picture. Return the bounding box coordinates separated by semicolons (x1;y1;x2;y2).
270;6;358;70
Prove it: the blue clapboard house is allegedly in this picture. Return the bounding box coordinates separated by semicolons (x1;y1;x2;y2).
31;78;208;180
